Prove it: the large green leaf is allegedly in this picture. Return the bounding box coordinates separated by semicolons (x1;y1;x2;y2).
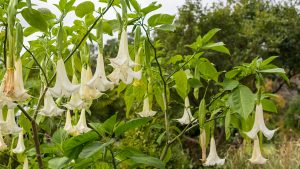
75;1;94;18
261;99;277;113
48;157;70;169
197;58;219;82
62;131;98;159
148;14;175;27
223;79;239;90
102;114;117;134
202;28;221;44
130;156;165;169
259;68;285;74
21;8;48;32
115;118;150;136
141;2;161;15
229;85;255;119
78;139;114;159
174;70;188;99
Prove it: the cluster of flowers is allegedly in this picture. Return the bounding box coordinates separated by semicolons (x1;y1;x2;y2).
176;96;277;166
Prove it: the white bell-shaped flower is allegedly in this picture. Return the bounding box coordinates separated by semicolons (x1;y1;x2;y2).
176;97;195;125
11;59;30;101
108;29;142;84
204;137;225;166
39;91;64;117
0;132;7;151
74;109;91;134
2;108;22;134
64;75;85;110
23;156;29;169
49;58;80;98
80;66;102;101
0;80;16;108
63;110;78;136
87;53;114;92
137;96;157;117
249;135;267;164
12;130;25;154
246;104;277;140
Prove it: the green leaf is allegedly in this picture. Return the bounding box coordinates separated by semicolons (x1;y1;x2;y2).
148;14;175;27
38;8;56;20
125;85;134;117
141;2;161;15
202;28;221;44
21;8;48;32
198;99;207;127
229;85;255;119
78;140;114;159
102;114;117;134
130;156;165;169
63;131;98;159
75;1;95;18
156;24;176;32
188;78;203;88
48;157;70;169
52;128;68;146
225;109;231;140
261;99;277;113
129;0;140;12
174;70;188;99
115;118;150;136
223;79;239;90
259;68;285;74
261;56;278;67
203;42;230;55
197;58;219;82
225;69;241;79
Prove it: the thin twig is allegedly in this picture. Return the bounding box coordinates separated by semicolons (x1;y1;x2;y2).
23;44;49;85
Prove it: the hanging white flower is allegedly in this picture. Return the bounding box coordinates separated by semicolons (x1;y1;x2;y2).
1;108;22;134
64;75;85;110
23;156;29;169
249;135;268;164
204;137;225;166
137;96;157;117
11;59;30;101
176;97;195;125
0;132;7;151
87;53;114;92
63;110;78;136
12;130;25;154
74;109;91;134
108;29;142;84
39;91;64;117
80;66;102;101
49;58;80;98
246;104;277;140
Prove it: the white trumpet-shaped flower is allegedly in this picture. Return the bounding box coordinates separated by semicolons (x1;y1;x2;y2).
0;132;7;151
23;156;29;169
246;104;277;140
49;58;80;98
64;75;85;110
74;109;91;134
176;97;195;125
204;137;225;166
39;91;64;117
0;81;16;108
12;130;25;154
1;108;22;134
11;59;30;101
80;66;102;101
108;29;142;84
87;53;114;92
137;96;157;117
64;110;78;136
249;135;268;164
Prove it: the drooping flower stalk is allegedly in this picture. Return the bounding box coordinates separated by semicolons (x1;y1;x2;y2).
74;109;91;134
80;66;102;101
2;108;22;134
108;28;142;84
49;58;80;98
204;137;225;166
249;135;267;164
200;129;207;162
176;96;195;125
246;104;277;140
39;91;64;117
12;130;25;154
137;95;157;117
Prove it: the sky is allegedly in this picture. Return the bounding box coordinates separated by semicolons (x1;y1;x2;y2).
23;0;221;44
